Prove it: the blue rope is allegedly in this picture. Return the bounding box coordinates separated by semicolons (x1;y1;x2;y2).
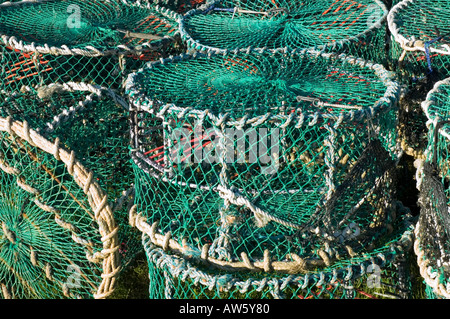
424;33;450;73
412;33;450;83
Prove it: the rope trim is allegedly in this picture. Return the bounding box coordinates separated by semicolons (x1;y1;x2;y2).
388;0;450;56
130;205;415;274
141;218;414;298
414;219;450;299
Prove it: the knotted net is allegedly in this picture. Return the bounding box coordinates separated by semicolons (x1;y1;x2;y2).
139;204;415;299
125;48;408;298
388;0;450;82
385;0;450;161
151;0;206;14
0;0;181;92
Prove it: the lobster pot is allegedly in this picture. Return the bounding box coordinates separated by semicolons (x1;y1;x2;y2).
179;0;389;65
137;204;415;299
126;49;404;287
0;82;140;268
388;0;450;83
0;0;181;92
414;77;450;299
0;117;121;299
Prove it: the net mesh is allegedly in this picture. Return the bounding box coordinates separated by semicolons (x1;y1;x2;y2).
125;49;407;298
0;116;120;299
0;0;182;92
179;0;389;65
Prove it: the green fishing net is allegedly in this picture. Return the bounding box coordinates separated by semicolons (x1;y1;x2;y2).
0;82;141;269
0;116;120;299
388;0;450;83
125;48;406;298
179;0;389;65
0;0;182;92
414;77;450;299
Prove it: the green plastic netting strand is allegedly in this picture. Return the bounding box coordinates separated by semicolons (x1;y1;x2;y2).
0;82;142;269
0;0;182;91
179;0;388;62
125;49;403;280
0;116;120;299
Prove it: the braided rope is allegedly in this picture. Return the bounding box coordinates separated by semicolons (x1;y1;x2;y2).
142;212;415;298
0;116;121;299
412;164;450;299
414;79;450;298
421;77;450;127
0;0;180;57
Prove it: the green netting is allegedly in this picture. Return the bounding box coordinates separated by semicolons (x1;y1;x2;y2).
0;82;141;269
125;49;405;298
392;74;431;161
0;0;182;92
0;117;120;299
388;0;450;83
141;203;415;299
179;0;389;65
414;77;450;299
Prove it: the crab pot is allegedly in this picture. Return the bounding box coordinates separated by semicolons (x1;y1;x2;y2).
125;48;405;286
385;0;450;161
0;117;122;299
0;0;181;92
179;0;390;65
0;81;141;270
388;0;450;83
414;77;450;299
136;202;415;299
151;0;207;14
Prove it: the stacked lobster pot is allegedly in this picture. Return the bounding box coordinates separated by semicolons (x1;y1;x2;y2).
126;48;415;299
0;0;182;298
